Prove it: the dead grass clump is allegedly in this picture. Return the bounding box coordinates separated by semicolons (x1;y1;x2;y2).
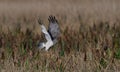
0;20;120;71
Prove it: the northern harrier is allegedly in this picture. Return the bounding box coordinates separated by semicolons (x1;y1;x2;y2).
38;16;60;51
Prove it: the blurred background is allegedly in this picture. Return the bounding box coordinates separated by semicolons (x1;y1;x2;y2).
0;0;120;33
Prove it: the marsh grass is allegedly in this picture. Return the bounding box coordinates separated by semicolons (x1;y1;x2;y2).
0;0;120;71
0;20;120;71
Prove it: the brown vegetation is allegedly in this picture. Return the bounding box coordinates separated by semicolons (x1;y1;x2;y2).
0;0;120;72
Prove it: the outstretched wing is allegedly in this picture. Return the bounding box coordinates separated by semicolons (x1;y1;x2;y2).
38;17;52;41
48;16;60;40
41;25;52;41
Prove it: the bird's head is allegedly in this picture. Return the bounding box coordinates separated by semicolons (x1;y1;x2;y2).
38;42;45;49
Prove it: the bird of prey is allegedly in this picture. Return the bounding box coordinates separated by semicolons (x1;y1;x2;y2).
38;16;60;51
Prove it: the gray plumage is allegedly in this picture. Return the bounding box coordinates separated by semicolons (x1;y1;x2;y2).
38;16;60;50
48;16;60;44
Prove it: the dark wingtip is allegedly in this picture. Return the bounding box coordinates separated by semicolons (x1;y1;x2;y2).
53;16;56;20
48;15;57;23
38;17;43;25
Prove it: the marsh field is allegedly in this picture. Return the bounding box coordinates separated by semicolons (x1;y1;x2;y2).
0;0;120;72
